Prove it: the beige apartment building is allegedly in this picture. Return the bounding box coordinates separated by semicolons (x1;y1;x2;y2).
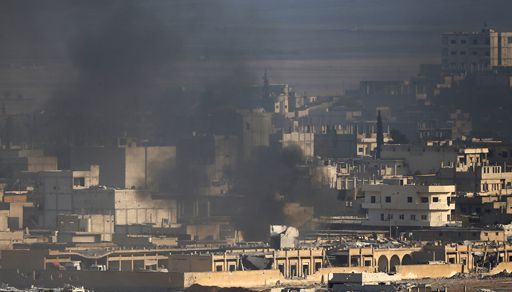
362;179;457;228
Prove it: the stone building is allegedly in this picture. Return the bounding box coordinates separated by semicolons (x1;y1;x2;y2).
362;178;457;228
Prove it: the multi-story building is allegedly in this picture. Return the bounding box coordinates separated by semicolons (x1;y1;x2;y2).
281;131;315;159
69;144;176;190
241;110;273;160
442;28;512;73
381;144;457;175
362;178;457;228
0;149;57;178
21;166;177;229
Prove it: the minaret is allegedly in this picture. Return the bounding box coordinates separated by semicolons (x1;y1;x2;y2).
262;69;270;100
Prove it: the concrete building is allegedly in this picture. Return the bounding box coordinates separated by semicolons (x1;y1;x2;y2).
281;131;314;159
455;194;512;225
381;144;457;175
428;147;512;196
45;188;177;230
442;28;512;73
362;178;457;228
176;134;239;196
360;81;410;97
241;110;273;160
0;149;57;178
410;227;507;243
57;214;114;242
69;145;176;190
168;248;324;278
24;167;177;229
314;132;357;159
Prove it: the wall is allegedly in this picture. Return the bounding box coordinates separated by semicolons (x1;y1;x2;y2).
396;263;463;279
242;111;273;160
381;145;457;175
304;266;374;284
168;255;212;273
0;230;23;249
125;146;176;190
70;146;126;188
0;249;48;271
0;270;178;291
282;132;314;158
488;262;512;275
114;190;177;227
182;269;285;288
185;224;220;241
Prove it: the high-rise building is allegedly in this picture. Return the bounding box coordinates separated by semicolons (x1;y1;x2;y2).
442;28;512;73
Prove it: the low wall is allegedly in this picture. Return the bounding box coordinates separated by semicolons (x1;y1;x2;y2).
304;266;375;284
361;272;402;284
397;264;463;279
183;269;285;288
488;262;512;275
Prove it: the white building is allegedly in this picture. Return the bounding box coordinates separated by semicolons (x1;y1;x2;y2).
362;178;457;228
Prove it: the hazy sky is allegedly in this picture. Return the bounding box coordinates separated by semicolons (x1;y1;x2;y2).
1;0;512;94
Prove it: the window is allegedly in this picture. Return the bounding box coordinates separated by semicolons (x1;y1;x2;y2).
411;215;416;220
388;214;393;220
508;36;512;44
421;215;428;220
399;214;405;220
450;39;457;44
447;214;451;221
302;265;309;276
290;265;297;277
278;264;285;274
407;196;413;203
421;197;428;203
216;265;223;272
473;39;478;45
450;51;457;55
73;177;85;187
380;214;385;221
229;265;236;272
433;197;439;203
315;262;322;272
461;39;467;44
460;51;466;55
385;196;391;203
371;196;376;203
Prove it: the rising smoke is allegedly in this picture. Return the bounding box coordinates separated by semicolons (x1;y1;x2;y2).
35;1;302;240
